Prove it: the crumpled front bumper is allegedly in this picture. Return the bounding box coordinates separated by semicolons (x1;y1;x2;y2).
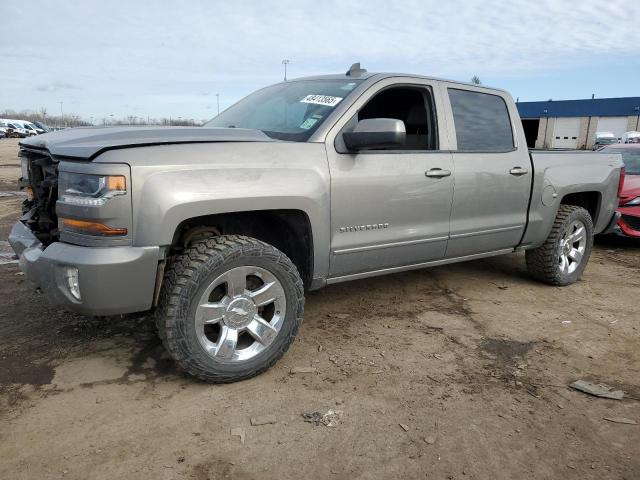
616;206;640;238
8;221;160;316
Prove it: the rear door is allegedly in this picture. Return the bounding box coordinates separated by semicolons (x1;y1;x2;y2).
441;85;532;258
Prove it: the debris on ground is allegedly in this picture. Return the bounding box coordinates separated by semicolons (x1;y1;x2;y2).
424;435;436;445
250;415;277;426
326;313;350;319
399;423;409;432
290;366;317;374
302;409;343;427
603;417;637;425
230;427;245;445
569;380;624;400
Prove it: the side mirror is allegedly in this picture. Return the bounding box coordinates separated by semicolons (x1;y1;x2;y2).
342;118;406;151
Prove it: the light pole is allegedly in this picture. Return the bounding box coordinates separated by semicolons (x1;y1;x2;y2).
216;93;220;115
282;59;290;81
59;101;64;127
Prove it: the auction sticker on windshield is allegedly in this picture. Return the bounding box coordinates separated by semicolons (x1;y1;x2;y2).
300;95;343;107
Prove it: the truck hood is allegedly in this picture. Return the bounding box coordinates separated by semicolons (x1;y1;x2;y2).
19;126;274;159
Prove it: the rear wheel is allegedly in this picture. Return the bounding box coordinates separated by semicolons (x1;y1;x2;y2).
525;205;594;286
155;235;304;383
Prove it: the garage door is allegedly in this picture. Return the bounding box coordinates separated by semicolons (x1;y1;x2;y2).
552;118;580;149
596;117;628;141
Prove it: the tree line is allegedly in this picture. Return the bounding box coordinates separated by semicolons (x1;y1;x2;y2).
0;108;204;128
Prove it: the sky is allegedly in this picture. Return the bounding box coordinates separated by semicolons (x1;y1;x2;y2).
0;0;638;122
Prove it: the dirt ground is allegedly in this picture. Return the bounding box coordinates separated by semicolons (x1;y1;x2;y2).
0;137;638;479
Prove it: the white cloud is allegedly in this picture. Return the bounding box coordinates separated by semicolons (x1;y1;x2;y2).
0;0;637;118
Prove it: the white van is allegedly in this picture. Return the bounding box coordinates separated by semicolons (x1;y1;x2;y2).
0;119;30;138
592;131;617;150
9;120;41;136
621;131;640;144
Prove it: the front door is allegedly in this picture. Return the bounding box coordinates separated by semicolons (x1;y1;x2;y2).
325;81;455;278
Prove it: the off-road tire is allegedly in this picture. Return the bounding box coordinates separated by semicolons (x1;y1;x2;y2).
155;235;304;383
525;205;594;286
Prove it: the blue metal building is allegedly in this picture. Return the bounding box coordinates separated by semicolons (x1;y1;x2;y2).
517;97;640;119
516;97;640;149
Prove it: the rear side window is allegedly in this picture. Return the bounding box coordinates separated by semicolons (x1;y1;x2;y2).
448;88;514;152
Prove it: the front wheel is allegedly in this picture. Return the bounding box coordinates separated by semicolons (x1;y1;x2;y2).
525;205;594;286
155;235;304;383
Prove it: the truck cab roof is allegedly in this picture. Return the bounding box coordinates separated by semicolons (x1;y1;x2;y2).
291;71;506;95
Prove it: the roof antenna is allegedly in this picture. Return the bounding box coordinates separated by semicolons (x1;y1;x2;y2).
346;62;367;77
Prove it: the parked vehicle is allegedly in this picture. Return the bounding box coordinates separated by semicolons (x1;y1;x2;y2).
0;120;29;138
32;121;50;133
593;131;618;150
0;120;14;137
621;131;640;144
599;143;640;237
10;66;624;383
9;120;39;136
25;122;45;135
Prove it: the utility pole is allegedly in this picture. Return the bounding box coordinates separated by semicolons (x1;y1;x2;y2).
282;59;290;81
59;101;64;127
216;93;220;115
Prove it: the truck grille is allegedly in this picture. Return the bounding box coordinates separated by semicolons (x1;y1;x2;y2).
621;214;640;231
19;147;59;244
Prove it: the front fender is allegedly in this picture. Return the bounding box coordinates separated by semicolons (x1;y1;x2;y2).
97;142;331;281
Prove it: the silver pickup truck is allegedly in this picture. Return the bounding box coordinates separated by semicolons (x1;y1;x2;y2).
10;65;624;382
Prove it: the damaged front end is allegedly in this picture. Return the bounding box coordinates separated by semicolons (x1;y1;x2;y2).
11;143;159;316
19;147;60;245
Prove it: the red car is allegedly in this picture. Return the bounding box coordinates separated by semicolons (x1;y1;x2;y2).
601;144;640;237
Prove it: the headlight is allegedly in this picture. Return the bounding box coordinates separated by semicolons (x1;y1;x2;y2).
59;172;126;206
624;196;640;206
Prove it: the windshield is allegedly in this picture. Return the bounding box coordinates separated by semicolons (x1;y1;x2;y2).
205;79;362;141
603;148;640;174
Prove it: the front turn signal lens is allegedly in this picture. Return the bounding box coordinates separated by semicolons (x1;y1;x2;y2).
106;175;126;191
61;218;127;236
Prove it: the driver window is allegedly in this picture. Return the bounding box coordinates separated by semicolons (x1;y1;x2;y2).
358;86;438;151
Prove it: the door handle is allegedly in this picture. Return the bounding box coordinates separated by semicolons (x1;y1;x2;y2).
509;166;528;176
425;168;452;178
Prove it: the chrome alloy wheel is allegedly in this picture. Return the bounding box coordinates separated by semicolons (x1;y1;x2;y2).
558;220;587;275
195;266;286;363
